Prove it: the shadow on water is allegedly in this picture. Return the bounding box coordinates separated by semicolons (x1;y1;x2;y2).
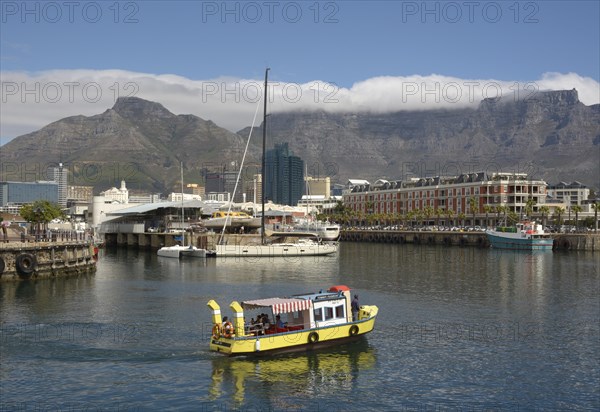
206;338;376;410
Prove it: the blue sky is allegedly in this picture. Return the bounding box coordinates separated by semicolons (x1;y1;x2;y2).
1;1;599;141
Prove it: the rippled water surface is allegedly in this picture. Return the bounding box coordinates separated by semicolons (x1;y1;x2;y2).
1;244;599;411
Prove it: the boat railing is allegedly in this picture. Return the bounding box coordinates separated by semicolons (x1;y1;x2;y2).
495;226;518;233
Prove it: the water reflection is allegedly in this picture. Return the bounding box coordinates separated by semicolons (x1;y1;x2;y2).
208;339;376;407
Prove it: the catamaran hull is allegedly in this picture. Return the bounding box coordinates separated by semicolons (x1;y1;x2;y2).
486;232;554;251
157;245;208;258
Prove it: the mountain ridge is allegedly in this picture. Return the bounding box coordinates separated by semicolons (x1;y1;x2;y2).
1;90;598;193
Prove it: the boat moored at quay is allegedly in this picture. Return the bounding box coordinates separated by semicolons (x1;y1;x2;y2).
206;285;378;356
485;221;554;251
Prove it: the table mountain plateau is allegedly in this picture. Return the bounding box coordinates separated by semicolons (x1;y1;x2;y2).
1;89;598;194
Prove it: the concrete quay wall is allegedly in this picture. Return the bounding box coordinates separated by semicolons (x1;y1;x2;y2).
103;230;599;252
105;232;303;250
339;230;600;251
0;242;97;282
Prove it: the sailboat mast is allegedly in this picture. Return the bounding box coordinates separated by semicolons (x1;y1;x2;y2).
261;68;270;246
181;161;185;246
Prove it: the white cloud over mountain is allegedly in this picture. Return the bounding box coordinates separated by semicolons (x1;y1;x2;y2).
1;69;598;144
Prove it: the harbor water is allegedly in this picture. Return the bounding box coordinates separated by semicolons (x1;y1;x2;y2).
1;244;598;411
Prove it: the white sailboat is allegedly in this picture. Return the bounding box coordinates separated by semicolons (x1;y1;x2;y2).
157;164;210;258
214;69;336;258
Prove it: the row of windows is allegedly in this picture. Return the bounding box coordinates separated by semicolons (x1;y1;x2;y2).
314;305;345;322
348;185;546;202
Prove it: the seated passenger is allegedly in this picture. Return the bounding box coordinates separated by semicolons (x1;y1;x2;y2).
275;315;287;329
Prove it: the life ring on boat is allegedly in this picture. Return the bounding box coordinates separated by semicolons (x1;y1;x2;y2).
212;323;222;340
308;331;319;344
15;253;36;276
349;325;359;336
0;257;5;275
222;321;233;338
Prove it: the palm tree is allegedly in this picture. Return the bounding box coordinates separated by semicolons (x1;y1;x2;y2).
539;205;550;227
412;209;423;227
445;209;455;228
507;210;519;225
554;206;565;228
571;205;583;230
423;206;434;227
525;197;536;219
458;212;466;228
468;197;478;227
483;205;494;229
591;202;600;233
435;208;444;227
496;205;508;226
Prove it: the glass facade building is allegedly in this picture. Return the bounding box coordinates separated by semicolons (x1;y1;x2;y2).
0;181;59;207
264;143;304;206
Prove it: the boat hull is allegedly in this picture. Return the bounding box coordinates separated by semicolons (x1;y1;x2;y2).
210;312;377;356
215;242;337;257
486;232;554;251
204;217;261;229
157;245;208;258
291;222;341;241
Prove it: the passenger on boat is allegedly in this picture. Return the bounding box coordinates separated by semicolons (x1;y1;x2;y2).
275;315;287;329
352;294;359;321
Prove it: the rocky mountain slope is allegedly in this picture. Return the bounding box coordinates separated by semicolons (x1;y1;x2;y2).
251;89;599;189
1;90;598;194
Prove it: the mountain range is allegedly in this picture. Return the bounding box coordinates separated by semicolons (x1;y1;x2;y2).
1;89;598;194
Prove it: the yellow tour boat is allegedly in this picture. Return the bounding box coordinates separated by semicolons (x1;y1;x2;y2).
207;285;378;356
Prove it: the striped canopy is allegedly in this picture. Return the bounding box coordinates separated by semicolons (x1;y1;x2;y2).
242;298;313;315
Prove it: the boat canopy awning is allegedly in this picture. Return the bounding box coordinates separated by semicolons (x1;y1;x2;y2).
242;298;313;315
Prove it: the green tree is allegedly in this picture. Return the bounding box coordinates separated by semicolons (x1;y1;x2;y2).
571;205;583;229
507;210;519;225
468;197;478;226
445;209;455;227
554;206;565;227
20;200;65;237
483;204;493;228
20;200;65;224
592;202;600;233
539;205;550;227
525;197;536;218
458;212;466;228
333;201;347;215
423;206;434;226
495;205;508;226
435;208;445;227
